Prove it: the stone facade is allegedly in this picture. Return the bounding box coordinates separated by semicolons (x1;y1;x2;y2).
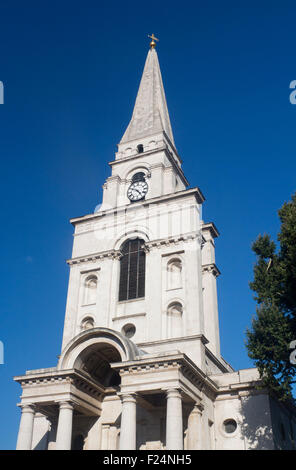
14;43;296;450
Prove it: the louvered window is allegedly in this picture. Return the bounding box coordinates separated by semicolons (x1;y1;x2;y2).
118;238;146;301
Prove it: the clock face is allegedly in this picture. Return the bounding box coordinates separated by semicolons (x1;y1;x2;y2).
127;180;148;201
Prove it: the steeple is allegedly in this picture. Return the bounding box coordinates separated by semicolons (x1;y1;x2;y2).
120;42;175;146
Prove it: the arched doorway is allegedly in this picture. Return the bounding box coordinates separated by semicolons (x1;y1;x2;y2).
55;328;141;450
58;327;140;372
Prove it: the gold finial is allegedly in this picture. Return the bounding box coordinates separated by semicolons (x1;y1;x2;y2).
148;33;159;49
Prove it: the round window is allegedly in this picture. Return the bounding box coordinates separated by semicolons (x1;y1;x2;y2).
223;419;237;434
122;323;136;339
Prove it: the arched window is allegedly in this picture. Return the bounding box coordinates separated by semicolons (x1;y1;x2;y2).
132;171;145;183
118;238;146;301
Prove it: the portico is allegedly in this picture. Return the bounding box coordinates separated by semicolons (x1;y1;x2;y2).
14;330;210;450
112;351;212;450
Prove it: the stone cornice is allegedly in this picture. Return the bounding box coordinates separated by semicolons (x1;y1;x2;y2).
202;263;221;277
66;232;202;266
202;222;220;238
214;380;263;400
67;249;121;266
111;137;186;185
205;347;234;373
144;232;202;251
136;334;209;349
104;175;122;184
111;352;218;398
110;143;182;168
112;144;165;165
69;187;205;226
14;368;105;400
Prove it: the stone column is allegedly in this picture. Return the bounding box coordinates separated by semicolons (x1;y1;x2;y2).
101;424;110;450
166;388;183;450
56;401;74;450
16;404;36;450
119;393;137;450
187;403;203;450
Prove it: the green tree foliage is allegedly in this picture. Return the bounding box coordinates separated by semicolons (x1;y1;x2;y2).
246;193;296;401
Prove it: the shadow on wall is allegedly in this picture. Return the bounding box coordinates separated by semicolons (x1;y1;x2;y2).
268;396;296;450
239;394;274;450
32;418;55;450
34;429;51;450
33;415;97;450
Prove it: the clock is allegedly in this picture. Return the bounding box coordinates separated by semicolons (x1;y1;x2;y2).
127;180;148;201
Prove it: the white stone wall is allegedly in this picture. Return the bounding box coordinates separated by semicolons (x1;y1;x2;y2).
214;393;274;450
211;369;275;450
31;414;50;450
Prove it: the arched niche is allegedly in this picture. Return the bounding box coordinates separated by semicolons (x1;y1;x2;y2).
166;301;183;338
81;316;95;331
167;258;182;290
83;274;98;305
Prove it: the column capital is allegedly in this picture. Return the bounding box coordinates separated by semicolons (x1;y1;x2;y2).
192;402;204;415
118;392;137;404
58;400;74;411
165;388;182;399
19;403;36;414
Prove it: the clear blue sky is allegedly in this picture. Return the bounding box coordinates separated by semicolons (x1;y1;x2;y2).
0;0;296;449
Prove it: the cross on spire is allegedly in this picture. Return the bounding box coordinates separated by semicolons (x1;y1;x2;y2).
148;33;159;48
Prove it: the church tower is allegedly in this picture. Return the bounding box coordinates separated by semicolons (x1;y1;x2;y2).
60;36;222;370
15;38;288;451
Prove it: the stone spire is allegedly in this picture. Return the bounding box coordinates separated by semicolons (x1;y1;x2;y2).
120;46;175;146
